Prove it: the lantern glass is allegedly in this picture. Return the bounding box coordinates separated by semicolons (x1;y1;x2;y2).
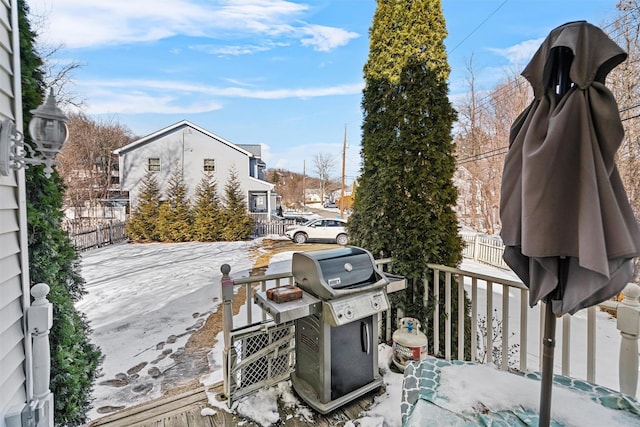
0;88;68;178
28;116;68;152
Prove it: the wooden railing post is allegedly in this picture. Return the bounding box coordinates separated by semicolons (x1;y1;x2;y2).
220;264;234;402
28;283;54;427
617;282;640;397
473;234;480;261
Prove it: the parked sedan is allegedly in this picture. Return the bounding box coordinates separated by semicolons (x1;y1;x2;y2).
285;218;349;245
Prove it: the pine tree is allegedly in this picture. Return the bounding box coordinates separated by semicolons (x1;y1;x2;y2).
157;166;192;242
126;170;161;241
19;1;101;424
192;172;224;241
349;0;467;357
221;166;254;241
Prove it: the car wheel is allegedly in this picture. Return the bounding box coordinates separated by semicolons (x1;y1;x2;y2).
294;233;308;244
336;234;349;246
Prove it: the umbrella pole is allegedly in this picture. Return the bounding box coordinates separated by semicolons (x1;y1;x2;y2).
539;302;556;427
539;47;572;427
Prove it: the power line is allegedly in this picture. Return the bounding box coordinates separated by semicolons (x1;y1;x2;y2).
457;149;509;165
452;10;640;119
458;103;640;167
448;0;511;54
453;9;640;167
456;145;508;163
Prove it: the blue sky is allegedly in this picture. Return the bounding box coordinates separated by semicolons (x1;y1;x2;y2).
27;0;621;183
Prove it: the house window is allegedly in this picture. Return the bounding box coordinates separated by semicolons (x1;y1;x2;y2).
249;192;267;213
148;158;160;172
204;158;215;172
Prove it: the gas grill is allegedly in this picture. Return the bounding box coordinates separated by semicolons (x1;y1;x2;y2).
255;246;390;414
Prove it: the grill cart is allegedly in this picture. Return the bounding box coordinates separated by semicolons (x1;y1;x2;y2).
255;246;390;414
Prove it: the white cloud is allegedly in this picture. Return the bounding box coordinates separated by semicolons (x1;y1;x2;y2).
190;41;290;56
299;24;359;52
191;44;273;56
79;78;363;101
28;0;359;52
70;78;363;115
488;38;544;68
73;90;223;115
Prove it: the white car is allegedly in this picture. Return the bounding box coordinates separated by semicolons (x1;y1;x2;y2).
285;218;349;245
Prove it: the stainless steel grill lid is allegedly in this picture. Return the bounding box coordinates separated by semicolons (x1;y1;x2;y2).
292;246;388;300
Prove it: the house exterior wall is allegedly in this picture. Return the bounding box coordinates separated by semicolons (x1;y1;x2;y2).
118;122;273;210
0;1;32;426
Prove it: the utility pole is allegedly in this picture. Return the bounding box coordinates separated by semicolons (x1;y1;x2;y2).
302;160;306;211
340;125;346;219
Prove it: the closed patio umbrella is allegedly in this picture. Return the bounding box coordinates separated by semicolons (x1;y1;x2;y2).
500;21;640;426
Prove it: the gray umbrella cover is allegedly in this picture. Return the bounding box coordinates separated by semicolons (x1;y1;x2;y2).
500;21;640;316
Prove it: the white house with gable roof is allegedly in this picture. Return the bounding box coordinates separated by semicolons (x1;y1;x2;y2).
114;120;275;218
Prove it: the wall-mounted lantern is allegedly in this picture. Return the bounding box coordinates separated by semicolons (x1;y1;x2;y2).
0;88;69;178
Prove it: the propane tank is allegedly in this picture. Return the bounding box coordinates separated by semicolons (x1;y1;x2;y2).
392;317;428;370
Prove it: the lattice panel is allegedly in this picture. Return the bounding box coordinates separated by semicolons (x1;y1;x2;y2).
227;321;295;404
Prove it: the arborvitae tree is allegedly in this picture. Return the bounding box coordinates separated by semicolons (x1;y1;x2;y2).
19;1;101;424
349;0;467;357
157;166;192;242
191;172;224;241
221;166;254;241
126;170;161;241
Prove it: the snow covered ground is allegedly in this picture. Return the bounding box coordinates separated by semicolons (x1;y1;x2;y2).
78;239;633;426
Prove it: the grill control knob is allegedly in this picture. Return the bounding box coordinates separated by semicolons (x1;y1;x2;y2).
344;308;354;319
371;293;384;310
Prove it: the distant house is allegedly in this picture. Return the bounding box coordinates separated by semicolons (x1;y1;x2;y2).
1;1;55;426
328;183;354;201
304;188;322;203
114;120;275;217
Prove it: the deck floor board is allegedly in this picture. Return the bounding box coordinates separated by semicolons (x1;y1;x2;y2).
86;381;381;427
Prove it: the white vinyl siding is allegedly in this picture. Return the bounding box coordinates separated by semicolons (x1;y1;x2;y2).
0;0;27;424
117;122;273;209
0;182;27;420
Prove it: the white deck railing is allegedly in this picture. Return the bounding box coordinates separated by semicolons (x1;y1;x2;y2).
220;259;640;400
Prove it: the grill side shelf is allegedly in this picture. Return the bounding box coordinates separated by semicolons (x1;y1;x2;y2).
254;290;322;324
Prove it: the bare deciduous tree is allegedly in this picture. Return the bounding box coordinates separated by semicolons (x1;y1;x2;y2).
455;59;531;234
57;113;133;225
608;1;640;281
609;1;640;218
41;44;85;108
313;152;336;203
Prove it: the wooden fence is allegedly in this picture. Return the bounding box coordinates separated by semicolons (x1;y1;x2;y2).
68;222;128;251
252;218;298;237
461;232;509;269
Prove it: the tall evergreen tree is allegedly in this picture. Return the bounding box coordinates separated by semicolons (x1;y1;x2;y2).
19;1;101;424
157;166;192;242
349;0;466;356
191;172;224;241
221;166;254;241
125;170;161;241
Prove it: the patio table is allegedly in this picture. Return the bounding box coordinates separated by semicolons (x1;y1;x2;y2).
401;356;640;426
